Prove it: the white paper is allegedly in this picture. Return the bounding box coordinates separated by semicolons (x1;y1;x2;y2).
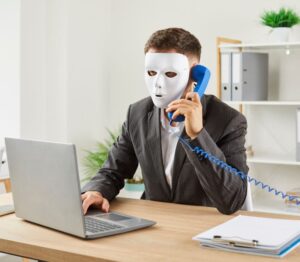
193;215;300;248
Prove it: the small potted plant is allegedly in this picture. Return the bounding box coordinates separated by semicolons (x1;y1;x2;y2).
124;172;144;192
260;7;300;42
82;128;144;192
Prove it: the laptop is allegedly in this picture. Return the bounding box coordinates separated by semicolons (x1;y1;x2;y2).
5;137;156;239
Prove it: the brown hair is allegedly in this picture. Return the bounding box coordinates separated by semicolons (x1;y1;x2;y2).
144;28;201;61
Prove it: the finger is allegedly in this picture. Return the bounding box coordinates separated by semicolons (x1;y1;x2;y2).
186;92;201;104
168;98;192;106
82;198;93;215
168;99;196;109
101;198;110;213
82;195;103;215
81;193;87;201
168;98;189;107
167;102;195;112
166;104;191;113
171;108;188;120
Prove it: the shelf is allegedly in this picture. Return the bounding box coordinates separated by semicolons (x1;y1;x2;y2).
225;101;300;106
247;153;300;166
252;193;300;217
219;41;300;50
217;37;300;218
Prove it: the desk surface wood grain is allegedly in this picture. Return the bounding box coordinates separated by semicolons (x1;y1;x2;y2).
1;193;300;262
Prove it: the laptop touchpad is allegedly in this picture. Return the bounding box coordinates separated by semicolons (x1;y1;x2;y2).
97;213;131;221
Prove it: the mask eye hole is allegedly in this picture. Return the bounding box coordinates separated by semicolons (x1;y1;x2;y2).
165;72;177;78
147;70;157;76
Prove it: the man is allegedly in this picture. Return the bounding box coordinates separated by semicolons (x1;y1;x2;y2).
81;28;248;215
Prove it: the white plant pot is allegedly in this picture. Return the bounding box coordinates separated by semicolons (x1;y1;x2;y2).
269;27;291;43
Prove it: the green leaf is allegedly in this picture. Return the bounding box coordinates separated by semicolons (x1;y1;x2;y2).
81;127;121;182
260;7;300;28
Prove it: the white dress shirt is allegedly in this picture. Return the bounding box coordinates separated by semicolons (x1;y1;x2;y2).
160;109;184;189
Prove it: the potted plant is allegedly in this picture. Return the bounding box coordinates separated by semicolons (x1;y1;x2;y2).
124;173;144;192
260;7;300;42
82;128;144;192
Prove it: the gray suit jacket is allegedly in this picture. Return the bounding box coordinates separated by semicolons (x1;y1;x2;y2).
82;95;249;214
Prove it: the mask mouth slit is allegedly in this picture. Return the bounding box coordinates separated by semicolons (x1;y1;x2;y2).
155;94;163;97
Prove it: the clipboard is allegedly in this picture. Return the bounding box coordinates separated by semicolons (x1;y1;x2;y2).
193;215;300;258
212;235;259;248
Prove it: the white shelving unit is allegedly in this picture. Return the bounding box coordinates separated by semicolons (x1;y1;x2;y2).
253;191;300;216
218;39;300;216
219;41;300;50
227;101;300;106
247;153;300;166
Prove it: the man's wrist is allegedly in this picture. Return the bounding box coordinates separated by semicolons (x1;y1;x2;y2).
92;191;103;198
189;127;203;140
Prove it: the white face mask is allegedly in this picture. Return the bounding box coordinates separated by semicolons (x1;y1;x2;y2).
144;53;190;108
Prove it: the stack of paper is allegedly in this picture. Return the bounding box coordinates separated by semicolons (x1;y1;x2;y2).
193;215;300;258
0;204;14;216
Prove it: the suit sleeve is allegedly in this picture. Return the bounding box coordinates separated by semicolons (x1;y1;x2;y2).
181;113;248;215
81;105;138;201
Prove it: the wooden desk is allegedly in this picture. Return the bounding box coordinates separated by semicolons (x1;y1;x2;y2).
0;193;300;262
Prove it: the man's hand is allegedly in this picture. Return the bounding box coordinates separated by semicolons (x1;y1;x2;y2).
81;191;110;215
166;92;203;140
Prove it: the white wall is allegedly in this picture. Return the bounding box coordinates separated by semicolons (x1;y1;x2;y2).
18;0;300;178
66;0;111;151
0;0;20;191
107;0;300;126
21;0;68;141
20;0;111;175
0;0;20;147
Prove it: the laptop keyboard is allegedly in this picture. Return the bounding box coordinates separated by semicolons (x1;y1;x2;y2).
84;216;123;233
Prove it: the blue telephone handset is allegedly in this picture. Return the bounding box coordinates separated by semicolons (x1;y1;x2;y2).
167;65;211;122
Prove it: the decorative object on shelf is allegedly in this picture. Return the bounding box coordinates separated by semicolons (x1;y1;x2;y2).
246;145;254;158
260;7;300;43
285;187;300;212
124;177;144;192
0;146;4;172
82;127;120;182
